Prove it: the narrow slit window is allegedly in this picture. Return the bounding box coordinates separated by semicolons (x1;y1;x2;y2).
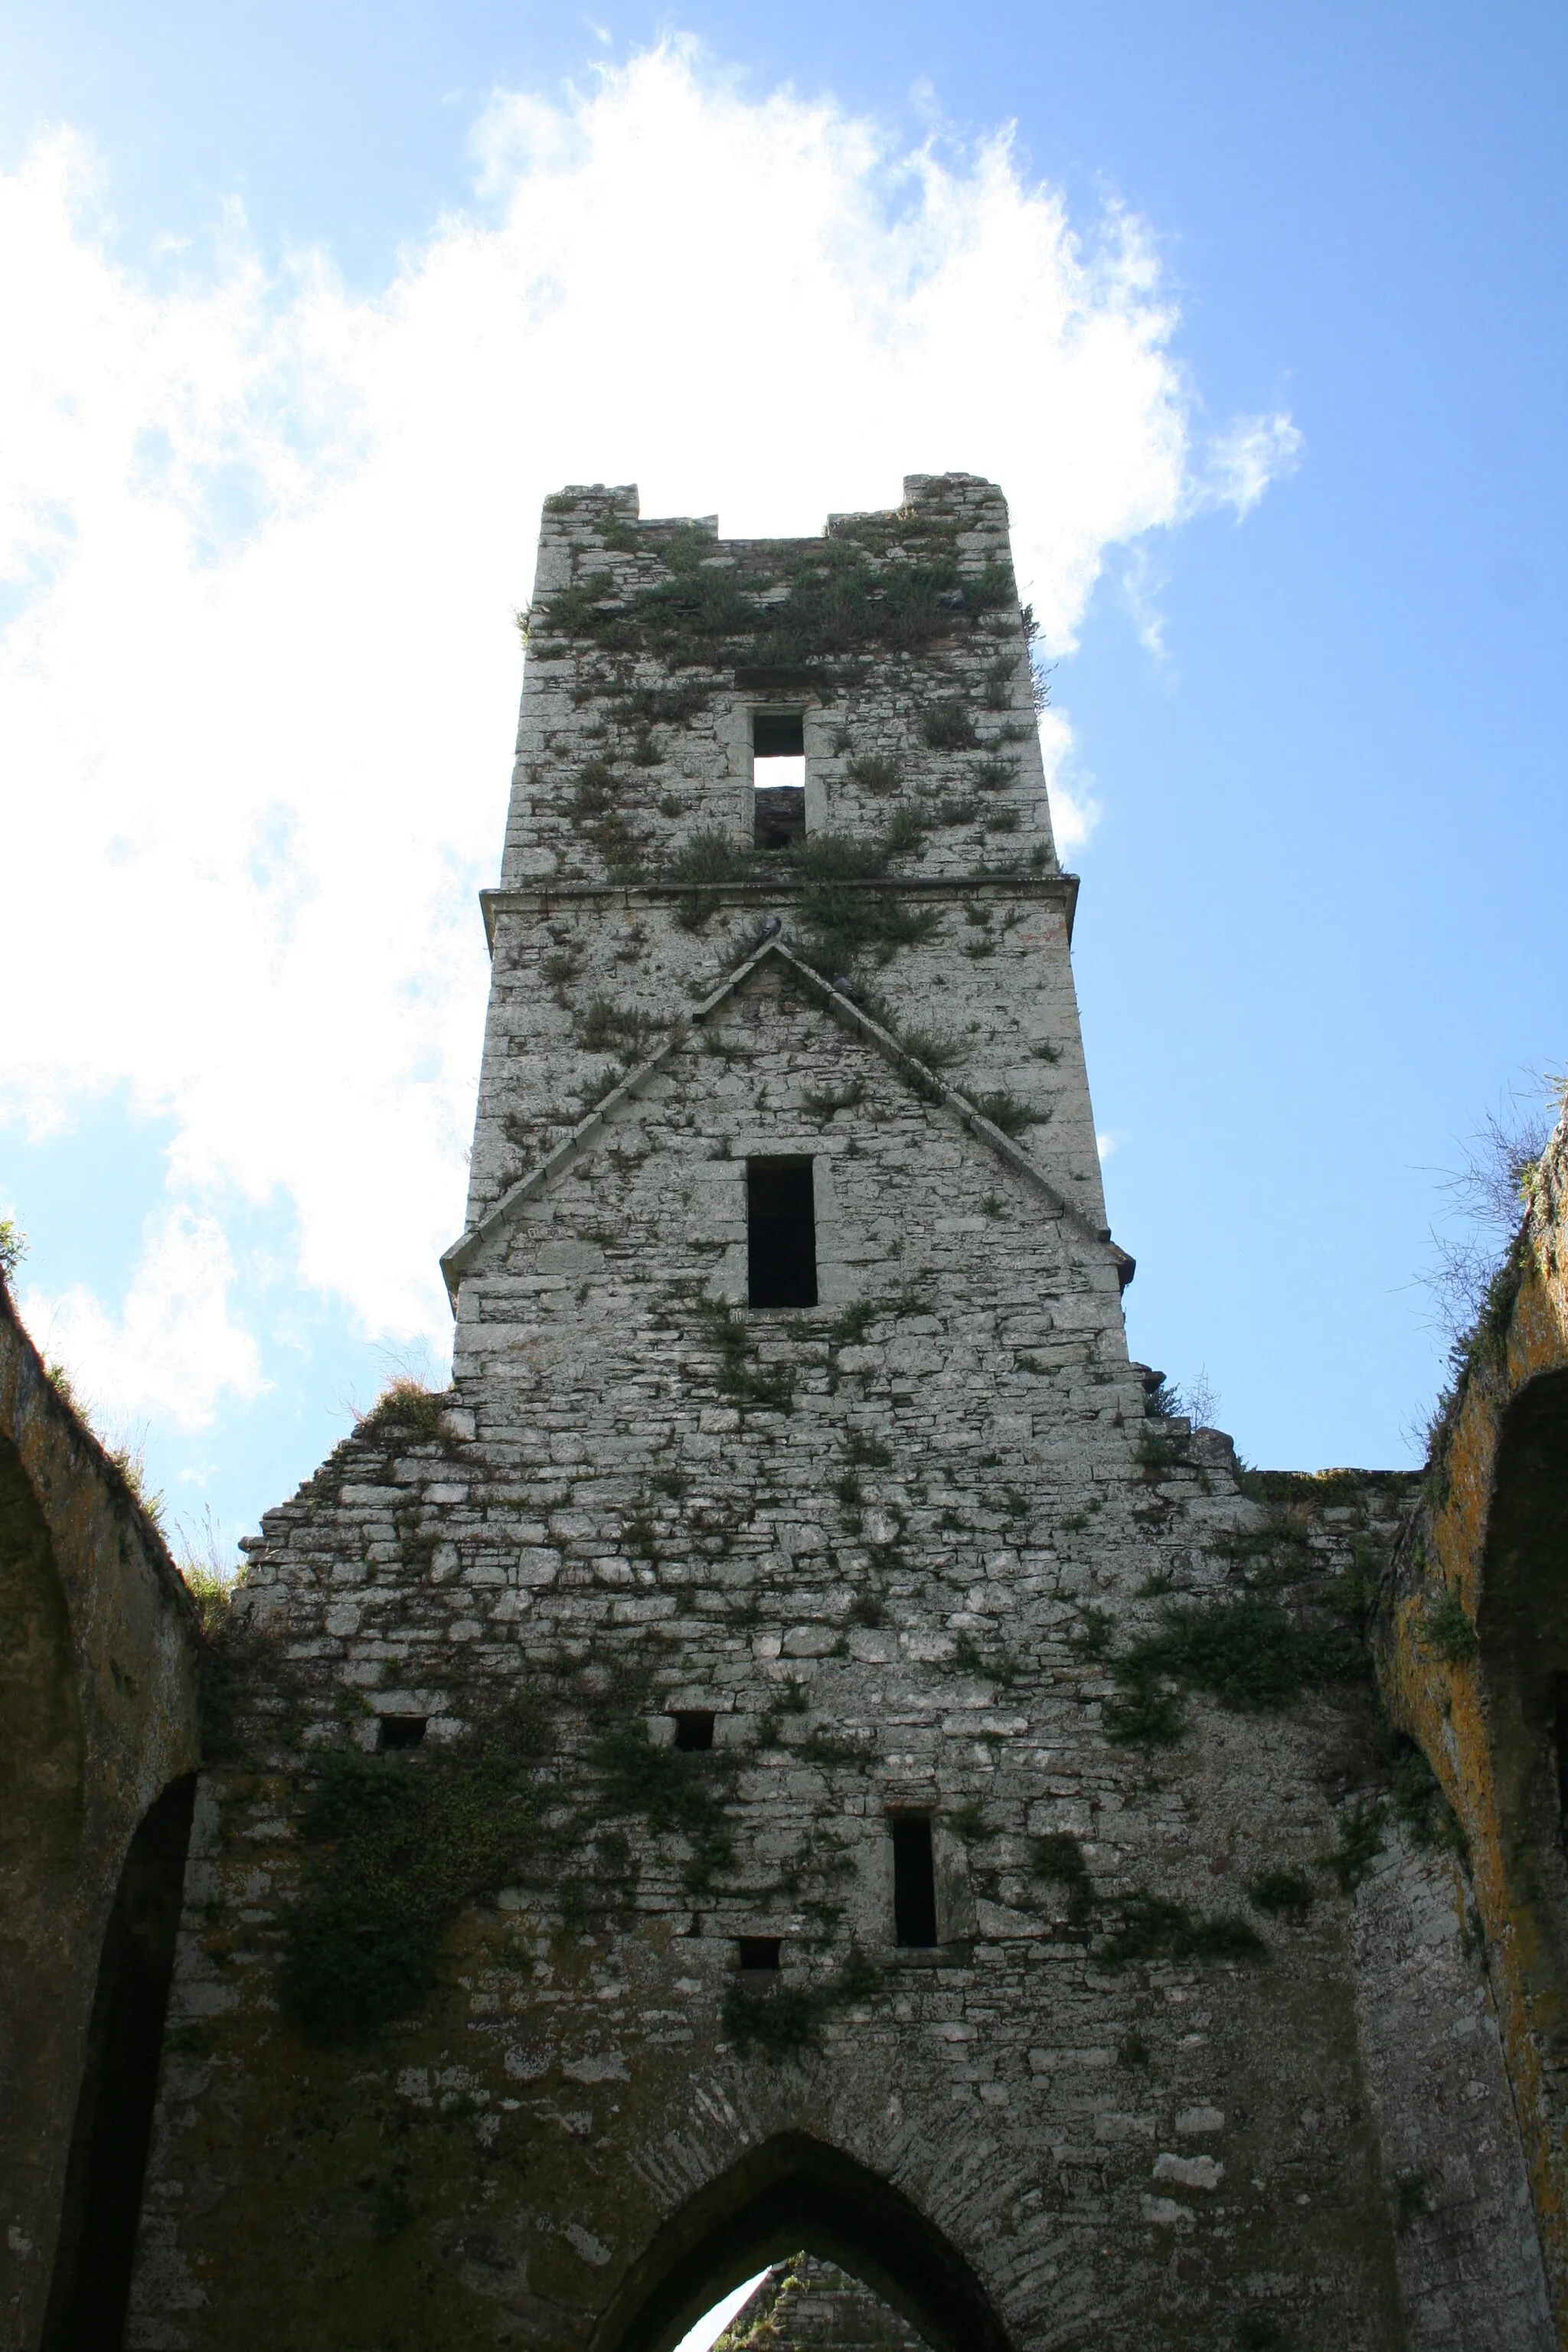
1555;1676;1568;1844
891;1815;939;1948
377;1715;428;1752
746;1157;817;1309
752;709;805;851
737;1937;781;1974
672;1710;716;1753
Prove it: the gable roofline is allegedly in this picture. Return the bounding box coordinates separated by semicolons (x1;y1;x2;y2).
438;939;1134;1311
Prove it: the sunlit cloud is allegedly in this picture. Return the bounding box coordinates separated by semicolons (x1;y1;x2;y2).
0;40;1298;1423
1202;410;1304;519
21;1206;266;1430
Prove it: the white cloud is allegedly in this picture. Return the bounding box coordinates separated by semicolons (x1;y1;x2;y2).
0;41;1293;1410
1203;410;1304;519
21;1206;266;1431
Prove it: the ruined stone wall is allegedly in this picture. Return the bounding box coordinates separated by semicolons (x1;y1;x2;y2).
1379;1099;1568;2334
122;479;1553;2352
0;1279;201;2352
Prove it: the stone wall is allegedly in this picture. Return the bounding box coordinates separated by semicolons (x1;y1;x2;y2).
119;479;1557;2352
1379;1099;1568;2334
0;1278;201;2352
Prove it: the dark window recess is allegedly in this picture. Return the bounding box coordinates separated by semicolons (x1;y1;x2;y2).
891;1815;939;1949
672;1710;716;1753
737;1937;782;1974
753;711;805;759
377;1715;428;1751
747;1157;818;1309
753;709;806;851
1555;1676;1568;1841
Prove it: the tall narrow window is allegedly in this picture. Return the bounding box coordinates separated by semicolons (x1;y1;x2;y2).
753;710;805;851
746;1157;817;1308
890;1815;939;1949
1554;1676;1568;1847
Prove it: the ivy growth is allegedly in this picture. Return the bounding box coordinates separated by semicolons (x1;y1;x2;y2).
1103;1596;1367;1747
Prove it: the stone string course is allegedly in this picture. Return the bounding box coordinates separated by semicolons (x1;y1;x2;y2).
122;475;1553;2352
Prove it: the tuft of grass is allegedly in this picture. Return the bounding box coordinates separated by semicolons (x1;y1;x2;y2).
697;1300;795;1414
1395;2170;1432;2228
1423;1588;1478;1664
969;1089;1050;1138
1068;1606;1115;1661
358;1379;452;1446
1101;1891;1267;1968
920;702;978;751
800;1079;865;1122
1320;1796;1387;1895
590;1717;737;1896
1031;1832;1093;1926
721;1946;878;2059
845;752;901;795
1391;1740;1466;1854
576;995;656;1058
281;1700;551;2042
0;1215;26;1282
1104;1596;1367;1747
1246;1869;1316;1919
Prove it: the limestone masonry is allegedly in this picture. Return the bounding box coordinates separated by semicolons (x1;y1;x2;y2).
5;474;1567;2352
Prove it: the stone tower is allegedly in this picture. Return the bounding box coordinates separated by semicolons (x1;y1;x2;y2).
108;477;1555;2352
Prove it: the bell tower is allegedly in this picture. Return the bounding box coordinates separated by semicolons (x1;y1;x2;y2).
443;472;1133;1379
128;476;1496;2352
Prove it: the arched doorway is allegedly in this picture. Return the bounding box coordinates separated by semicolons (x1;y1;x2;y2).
41;1772;198;2352
1476;1365;1568;1975
591;2132;1014;2352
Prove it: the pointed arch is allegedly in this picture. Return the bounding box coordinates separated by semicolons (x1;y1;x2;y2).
41;1772;197;2352
591;2132;1014;2352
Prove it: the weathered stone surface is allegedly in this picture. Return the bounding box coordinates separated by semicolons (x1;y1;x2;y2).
0;1280;201;2352
101;477;1558;2352
1379;1105;1568;2332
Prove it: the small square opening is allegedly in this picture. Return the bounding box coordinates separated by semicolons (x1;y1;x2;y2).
890;1814;938;1948
671;1710;716;1753
737;1936;781;1975
753;709;805;852
377;1715;428;1752
746;1157;818;1309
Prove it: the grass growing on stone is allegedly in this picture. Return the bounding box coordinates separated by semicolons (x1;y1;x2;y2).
1101;1891;1267;1968
1104;1596;1367;1747
721;1947;879;2059
1319;1796;1387;1894
282;1700;551;2043
1422;1588;1478;1664
1391;1740;1466;1854
589;1717;737;1896
1031;1832;1094;1925
697;1300;796;1414
1246;1869;1317;1919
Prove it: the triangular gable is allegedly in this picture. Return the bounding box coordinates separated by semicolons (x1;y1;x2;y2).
439;939;1133;1308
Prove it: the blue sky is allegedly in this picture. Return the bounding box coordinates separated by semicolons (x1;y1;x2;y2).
1;2;1563;1563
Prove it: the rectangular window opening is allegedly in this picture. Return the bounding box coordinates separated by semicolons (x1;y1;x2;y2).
377;1715;428;1752
746;1156;818;1309
737;1936;781;1975
671;1710;716;1753
891;1815;939;1949
1554;1676;1568;1843
753;709;806;852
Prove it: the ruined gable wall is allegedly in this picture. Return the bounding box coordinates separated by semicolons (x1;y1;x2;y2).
122;480;1553;2352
